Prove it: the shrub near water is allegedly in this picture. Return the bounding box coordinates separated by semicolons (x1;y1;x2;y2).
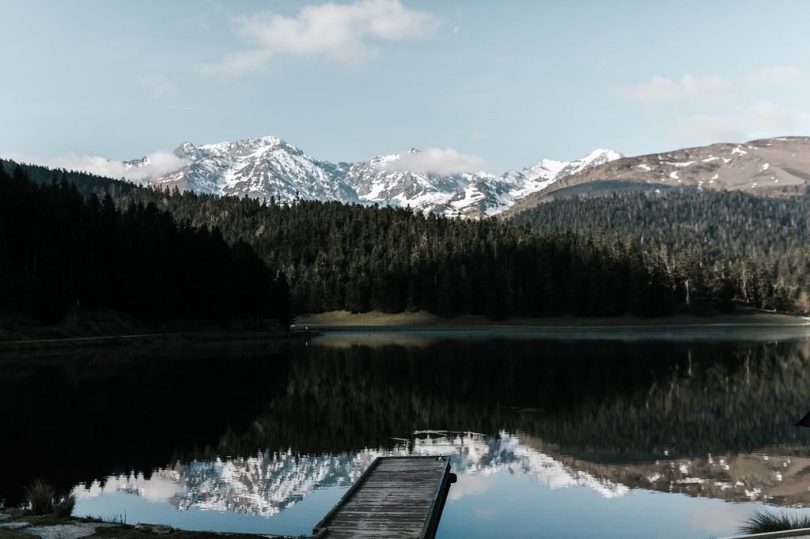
742;510;810;534
24;480;54;515
22;480;76;517
55;493;76;518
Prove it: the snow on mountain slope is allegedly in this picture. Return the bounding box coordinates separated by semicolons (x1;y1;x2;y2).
134;136;621;218
345;148;622;218
556;148;624;178
345;151;512;218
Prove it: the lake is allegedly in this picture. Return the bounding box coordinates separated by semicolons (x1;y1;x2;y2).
3;326;810;538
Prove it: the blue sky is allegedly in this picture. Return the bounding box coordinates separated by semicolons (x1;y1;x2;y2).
1;0;809;174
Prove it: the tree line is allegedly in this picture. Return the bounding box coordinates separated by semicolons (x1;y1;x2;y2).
511;189;810;313
6;159;784;319
0;163;291;327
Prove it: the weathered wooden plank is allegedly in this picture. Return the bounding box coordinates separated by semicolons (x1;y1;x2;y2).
312;456;455;539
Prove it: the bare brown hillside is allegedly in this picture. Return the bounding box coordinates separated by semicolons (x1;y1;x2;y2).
506;136;810;216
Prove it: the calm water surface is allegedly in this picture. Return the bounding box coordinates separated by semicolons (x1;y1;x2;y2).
3;326;810;538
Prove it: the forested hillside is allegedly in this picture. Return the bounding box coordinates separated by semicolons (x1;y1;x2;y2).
2;159;729;319
0;164;291;329
512;190;810;312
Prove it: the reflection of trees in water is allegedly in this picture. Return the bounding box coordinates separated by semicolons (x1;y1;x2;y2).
5;337;810;507
0;342;293;505
525;338;810;457
225;338;810;459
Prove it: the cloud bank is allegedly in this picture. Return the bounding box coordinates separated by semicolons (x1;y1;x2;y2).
617;74;730;104
620;66;802;105
678;101;800;144
139;75;179;99
3;151;188;183
679;115;745;143
620;66;806;145
205;0;438;74
386;148;485;175
750;100;796;130
747;65;802;86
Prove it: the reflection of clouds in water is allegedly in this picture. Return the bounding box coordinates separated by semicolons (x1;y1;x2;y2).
449;473;492;501
74;469;186;503
473;506;497;519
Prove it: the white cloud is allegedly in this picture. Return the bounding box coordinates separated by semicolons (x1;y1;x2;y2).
618;74;730;104
2;151;188;182
617;76;679;103
747;65;802;86
204;0;438;75
208;50;272;75
139;75;178;99
386;147;485;175
750;100;796;131
679;115;745;143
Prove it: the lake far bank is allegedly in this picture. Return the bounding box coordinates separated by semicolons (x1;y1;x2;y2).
295;309;810;328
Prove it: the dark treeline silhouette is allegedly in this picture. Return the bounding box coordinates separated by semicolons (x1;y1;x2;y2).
512;189;810;312
2;159;742;318
0;164;291;327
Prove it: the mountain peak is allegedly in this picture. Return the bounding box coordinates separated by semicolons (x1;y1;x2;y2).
581;148;624;163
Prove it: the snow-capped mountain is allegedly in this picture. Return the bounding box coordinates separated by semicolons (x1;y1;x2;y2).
345;151;512;218
130;136;621;218
341;148;622;218
153;136;358;203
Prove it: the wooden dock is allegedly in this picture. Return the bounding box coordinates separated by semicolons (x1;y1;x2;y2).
313;456;456;538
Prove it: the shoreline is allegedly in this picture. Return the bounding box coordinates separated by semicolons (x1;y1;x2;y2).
4;309;808;351
0;509;289;538
0;330;304;352
294;309;810;329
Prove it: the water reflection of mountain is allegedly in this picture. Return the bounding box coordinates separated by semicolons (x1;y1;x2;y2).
76;430;810;518
5;335;810;508
75;432;630;516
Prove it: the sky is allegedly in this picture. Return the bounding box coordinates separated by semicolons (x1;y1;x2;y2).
1;0;810;175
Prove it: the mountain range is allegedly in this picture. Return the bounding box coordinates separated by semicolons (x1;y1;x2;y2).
128;136;621;218
126;135;810;219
